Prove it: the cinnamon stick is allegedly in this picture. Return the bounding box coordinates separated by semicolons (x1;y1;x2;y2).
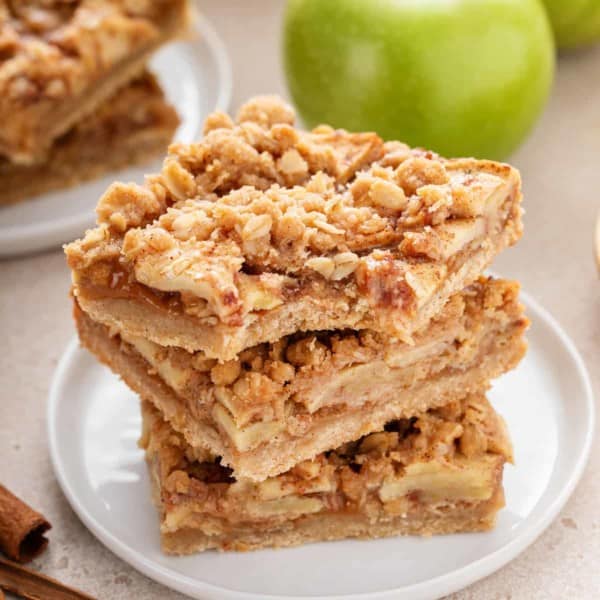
0;558;96;600
0;485;51;563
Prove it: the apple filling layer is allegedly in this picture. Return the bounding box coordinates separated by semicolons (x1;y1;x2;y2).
141;393;512;553
66;96;523;360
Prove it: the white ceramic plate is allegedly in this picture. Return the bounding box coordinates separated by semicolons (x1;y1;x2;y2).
0;12;231;258
47;290;594;600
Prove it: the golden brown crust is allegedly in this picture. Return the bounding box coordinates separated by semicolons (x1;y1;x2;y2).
141;394;510;553
65;96;523;358
0;0;188;163
0;71;179;205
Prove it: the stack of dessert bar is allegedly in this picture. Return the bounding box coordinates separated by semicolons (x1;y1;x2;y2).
65;96;528;553
0;0;188;205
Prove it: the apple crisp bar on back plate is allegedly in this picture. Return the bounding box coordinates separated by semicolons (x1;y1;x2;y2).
0;0;188;164
0;72;179;206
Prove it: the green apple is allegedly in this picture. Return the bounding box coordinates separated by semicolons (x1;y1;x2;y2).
542;0;600;48
283;0;555;159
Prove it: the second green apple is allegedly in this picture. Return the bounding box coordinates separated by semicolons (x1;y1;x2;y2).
542;0;600;48
284;0;555;159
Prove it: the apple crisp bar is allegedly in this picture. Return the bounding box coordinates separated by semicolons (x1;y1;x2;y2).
0;0;188;164
65;96;523;361
140;392;512;553
0;72;179;205
74;277;527;481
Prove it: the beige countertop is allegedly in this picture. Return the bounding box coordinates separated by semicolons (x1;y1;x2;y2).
1;2;598;598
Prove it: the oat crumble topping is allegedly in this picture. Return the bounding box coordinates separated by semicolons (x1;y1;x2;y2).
66;96;521;331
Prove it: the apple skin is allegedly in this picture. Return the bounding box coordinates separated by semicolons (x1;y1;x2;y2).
542;0;600;48
283;0;555;159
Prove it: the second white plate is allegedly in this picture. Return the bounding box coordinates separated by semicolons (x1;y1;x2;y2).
47;291;594;600
0;13;232;258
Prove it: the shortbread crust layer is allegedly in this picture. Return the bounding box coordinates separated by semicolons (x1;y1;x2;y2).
141;393;511;553
74;278;527;481
66;96;523;360
0;73;179;205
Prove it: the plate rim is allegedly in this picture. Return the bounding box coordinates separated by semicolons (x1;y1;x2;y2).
0;10;232;258
47;289;595;600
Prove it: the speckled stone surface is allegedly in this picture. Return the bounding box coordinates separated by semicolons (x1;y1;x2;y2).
0;2;598;599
